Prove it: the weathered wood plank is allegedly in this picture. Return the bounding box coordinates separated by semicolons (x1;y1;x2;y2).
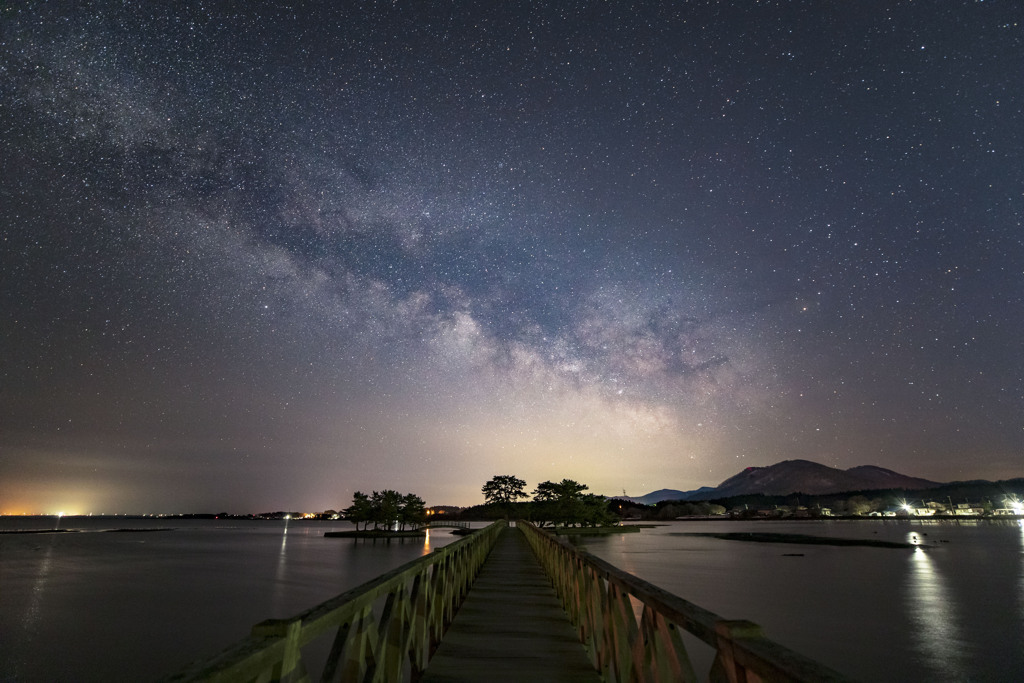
420;527;601;683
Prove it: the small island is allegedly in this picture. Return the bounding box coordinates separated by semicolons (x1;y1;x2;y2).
325;490;427;538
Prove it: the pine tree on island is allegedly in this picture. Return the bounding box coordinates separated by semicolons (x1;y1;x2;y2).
341;490;426;532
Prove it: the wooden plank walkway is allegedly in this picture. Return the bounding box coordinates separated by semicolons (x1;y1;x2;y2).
420;525;601;683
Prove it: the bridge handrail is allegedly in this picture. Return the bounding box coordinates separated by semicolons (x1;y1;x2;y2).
166;521;505;683
518;521;857;683
417;520;471;529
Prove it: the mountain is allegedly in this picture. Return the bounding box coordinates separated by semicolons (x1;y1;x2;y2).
620;460;941;504
619;487;717;506
702;459;940;498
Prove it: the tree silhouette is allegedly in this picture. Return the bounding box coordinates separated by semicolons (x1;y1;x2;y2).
399;493;426;530
343;489;426;531
342;491;373;531
482;475;528;505
533;479;590;527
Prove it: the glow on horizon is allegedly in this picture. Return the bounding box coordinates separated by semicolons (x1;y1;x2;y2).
0;509;82;517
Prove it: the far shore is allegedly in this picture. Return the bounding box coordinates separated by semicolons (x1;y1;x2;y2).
0;527;175;535
3;513;1020;536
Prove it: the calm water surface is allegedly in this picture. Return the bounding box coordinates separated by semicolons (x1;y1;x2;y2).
3;517;1023;681
0;517;467;681
575;519;1024;682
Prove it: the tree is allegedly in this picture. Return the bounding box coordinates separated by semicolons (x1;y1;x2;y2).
374;490;403;530
533;479;588;502
482;475;528;505
847;495;871;516
343;489;425;531
342;492;372;530
533;479;590;527
579;493;616;526
399;493;426;530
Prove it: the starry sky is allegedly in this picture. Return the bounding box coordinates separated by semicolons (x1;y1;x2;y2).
1;1;1022;515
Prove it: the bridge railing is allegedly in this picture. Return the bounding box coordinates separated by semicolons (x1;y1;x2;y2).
417;520;471;530
519;521;856;683
167;521;504;683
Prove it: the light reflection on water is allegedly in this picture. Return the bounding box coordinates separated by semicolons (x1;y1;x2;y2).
0;518;471;681
271;519;290;616
576;519;1024;682
4;518;1024;681
906;546;967;681
1019;521;1024;628
23;540;54;635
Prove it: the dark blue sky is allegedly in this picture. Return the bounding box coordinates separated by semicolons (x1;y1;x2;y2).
2;1;1021;513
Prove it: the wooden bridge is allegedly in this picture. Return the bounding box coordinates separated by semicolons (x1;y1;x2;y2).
167;521;856;682
417;520;471;530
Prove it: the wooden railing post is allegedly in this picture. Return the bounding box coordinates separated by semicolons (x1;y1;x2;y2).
249;619;308;683
338;604;376;682
710;620;766;683
403;569;427;678
319;617;353;682
639;606;696;683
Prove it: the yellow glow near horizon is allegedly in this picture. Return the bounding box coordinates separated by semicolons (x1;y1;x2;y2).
1;508;83;517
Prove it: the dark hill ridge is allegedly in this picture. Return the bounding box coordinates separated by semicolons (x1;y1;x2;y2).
708;459;939;498
625;487;716;506
617;459;941;504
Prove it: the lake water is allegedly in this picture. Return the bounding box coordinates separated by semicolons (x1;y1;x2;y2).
0;517;467;681
574;519;1024;682
2;517;1022;681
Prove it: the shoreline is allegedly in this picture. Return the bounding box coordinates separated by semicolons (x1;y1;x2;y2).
0;527;175;535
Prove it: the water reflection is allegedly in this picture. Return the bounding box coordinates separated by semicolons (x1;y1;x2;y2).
23;540;55;633
271;519;290;615
0;519;476;680
906;546;967;680
1019;521;1024;627
6;538;58;678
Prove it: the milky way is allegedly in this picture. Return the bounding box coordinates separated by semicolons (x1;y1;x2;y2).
1;2;1021;513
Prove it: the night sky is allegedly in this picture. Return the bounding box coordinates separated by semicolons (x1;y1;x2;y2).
2;2;1022;515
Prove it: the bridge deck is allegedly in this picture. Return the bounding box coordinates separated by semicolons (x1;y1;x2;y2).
420;525;601;683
